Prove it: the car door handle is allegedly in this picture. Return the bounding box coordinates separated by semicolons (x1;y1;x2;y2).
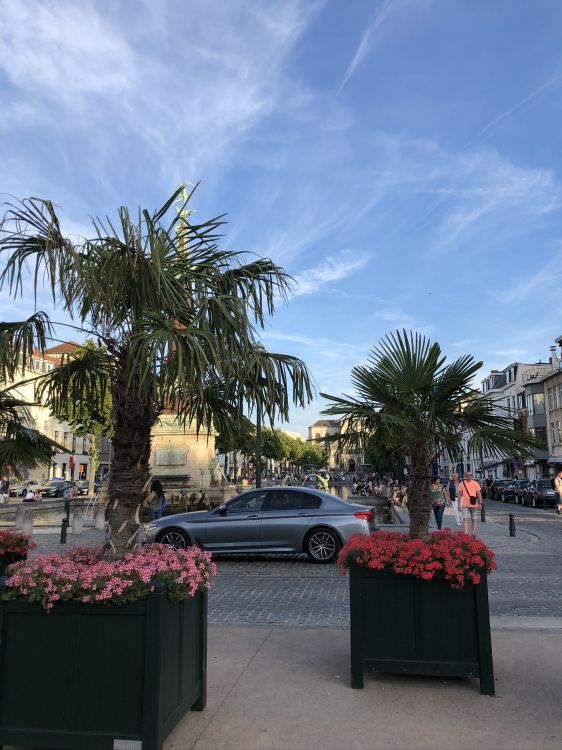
297;513;310;517
247;515;260;520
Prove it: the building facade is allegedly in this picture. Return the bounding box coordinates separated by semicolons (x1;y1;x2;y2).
308;419;367;474
5;345;93;483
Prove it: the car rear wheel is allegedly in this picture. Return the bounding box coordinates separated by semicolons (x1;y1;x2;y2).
305;528;340;564
156;528;190;550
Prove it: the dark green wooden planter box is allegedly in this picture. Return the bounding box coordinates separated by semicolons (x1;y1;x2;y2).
349;565;495;695
0;584;207;750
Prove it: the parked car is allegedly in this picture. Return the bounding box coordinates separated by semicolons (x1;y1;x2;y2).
521;479;558;508
489;479;511;501
8;480;39;498
500;479;527;504
38;480;77;498
143;486;374;564
76;480;101;495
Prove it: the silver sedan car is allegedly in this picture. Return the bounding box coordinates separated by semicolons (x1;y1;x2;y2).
143;486;374;563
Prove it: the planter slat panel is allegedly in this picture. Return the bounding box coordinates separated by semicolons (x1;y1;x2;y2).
358;577;417;660
413;581;479;665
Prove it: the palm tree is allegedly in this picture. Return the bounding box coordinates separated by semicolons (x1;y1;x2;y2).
0;186;312;553
321;330;538;538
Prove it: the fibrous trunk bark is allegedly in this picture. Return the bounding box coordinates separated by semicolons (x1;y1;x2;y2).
106;365;158;557
408;442;432;539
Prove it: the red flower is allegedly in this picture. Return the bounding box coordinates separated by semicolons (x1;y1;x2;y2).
337;529;496;590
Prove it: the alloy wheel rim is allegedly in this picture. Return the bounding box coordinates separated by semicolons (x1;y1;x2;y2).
159;531;187;550
309;532;336;560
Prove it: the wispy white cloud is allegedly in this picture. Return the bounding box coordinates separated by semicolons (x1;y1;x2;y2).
0;0;321;187
493;253;562;304
373;308;414;325
338;0;395;94
451;337;480;349
493;349;528;357
463;73;562;149
292;249;372;296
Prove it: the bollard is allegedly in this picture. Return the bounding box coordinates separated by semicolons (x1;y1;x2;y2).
509;513;516;537
94;503;106;530
60;517;68;544
22;510;33;536
14;505;25;531
72;505;83;536
481;502;486;523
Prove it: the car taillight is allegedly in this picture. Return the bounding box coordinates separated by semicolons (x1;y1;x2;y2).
354;511;373;522
536;489;542;496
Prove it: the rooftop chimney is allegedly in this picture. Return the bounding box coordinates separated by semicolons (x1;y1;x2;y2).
550;346;557;370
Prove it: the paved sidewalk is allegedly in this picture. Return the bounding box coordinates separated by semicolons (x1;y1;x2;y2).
28;527;106;557
162;626;562;750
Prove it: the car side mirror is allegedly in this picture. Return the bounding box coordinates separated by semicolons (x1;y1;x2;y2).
218;505;228;516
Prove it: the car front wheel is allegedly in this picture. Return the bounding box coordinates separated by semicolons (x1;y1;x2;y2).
305;528;340;564
156;528;190;550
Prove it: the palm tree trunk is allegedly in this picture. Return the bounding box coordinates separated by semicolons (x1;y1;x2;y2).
408;442;432;539
106;368;158;557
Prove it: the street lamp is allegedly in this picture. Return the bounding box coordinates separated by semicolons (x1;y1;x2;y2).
253;343;266;490
256;402;262;489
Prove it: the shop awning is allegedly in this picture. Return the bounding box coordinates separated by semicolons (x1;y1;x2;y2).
548;456;562;464
483;460;503;469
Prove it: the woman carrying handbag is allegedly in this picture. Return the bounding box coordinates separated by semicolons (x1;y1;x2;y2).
430;476;450;530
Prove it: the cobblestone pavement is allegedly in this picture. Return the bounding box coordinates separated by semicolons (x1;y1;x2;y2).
208;503;562;627
19;503;562;627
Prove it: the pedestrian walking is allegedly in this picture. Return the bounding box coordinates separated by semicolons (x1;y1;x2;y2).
448;472;462;526
554;469;562;515
0;476;9;504
458;471;482;538
430;476;449;530
484;475;495;500
145;478;167;521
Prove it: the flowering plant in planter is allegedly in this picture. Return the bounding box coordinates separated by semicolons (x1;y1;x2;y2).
337;530;496;589
3;543;216;611
0;530;35;557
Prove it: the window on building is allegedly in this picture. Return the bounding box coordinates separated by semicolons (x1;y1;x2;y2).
82;437;88;454
558;421;562;444
72;436;76;452
535;427;547;447
555;388;560;409
553;426;557;446
63;432;70;449
528;393;545;415
54;430;59;444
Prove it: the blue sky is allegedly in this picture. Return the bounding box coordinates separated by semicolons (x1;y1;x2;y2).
1;0;562;436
